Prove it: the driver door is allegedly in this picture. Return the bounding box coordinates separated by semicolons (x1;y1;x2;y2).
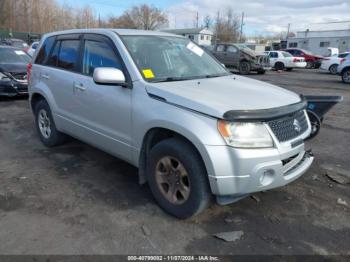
71;34;133;162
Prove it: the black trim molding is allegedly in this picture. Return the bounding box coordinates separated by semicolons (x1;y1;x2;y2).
223;98;307;122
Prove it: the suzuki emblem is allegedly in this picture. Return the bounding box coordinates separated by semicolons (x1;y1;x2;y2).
293;119;301;133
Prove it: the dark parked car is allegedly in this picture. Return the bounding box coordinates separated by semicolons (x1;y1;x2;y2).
284;48;323;69
0;46;31;97
209;43;270;74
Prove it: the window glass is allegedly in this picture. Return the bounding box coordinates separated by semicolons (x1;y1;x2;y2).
320;41;330;47
35;36;55;64
226;45;238;53
282;51;292;57
338;53;349;58
200;35;204;40
57;40;80;71
82;40;122;76
47;41;60;67
269;52;278;58
216;44;225;52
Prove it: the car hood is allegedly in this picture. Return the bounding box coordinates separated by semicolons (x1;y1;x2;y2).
145;75;301;119
0;63;27;73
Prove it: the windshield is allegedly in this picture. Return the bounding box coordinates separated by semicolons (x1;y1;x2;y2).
0;48;32;63
121;35;230;82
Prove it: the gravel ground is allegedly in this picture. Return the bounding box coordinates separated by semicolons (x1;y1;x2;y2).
0;69;349;255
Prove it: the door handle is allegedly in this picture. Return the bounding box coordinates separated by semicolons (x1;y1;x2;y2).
41;74;50;80
73;83;86;91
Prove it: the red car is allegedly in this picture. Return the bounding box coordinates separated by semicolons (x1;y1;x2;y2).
284;48;324;69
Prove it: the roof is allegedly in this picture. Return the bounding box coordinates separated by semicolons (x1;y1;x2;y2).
42;28;182;38
299;21;350;32
161;28;213;35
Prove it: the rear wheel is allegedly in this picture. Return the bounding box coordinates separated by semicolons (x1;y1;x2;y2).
239;61;251;75
329;64;338;75
147;138;211;219
306;62;313;69
34;99;66;147
275;62;284;71
342;68;350;84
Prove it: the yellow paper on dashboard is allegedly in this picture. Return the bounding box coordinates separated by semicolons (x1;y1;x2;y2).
143;69;155;78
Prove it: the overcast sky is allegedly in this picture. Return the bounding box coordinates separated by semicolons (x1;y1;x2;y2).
59;0;350;36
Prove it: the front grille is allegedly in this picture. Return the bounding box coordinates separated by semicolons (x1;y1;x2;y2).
10;72;27;81
268;110;308;142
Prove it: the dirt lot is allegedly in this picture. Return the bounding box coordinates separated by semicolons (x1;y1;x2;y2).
0;69;349;255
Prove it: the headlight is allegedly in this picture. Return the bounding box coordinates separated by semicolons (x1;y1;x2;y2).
218;120;274;148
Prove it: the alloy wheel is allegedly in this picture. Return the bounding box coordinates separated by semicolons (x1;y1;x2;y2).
155;156;190;205
38;109;51;139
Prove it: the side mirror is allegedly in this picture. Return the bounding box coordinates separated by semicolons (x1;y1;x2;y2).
93;68;127;86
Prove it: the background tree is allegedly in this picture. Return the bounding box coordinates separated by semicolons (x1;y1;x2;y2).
203;15;212;29
110;4;168;30
213;8;241;43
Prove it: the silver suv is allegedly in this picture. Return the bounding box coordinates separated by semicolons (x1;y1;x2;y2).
28;29;313;218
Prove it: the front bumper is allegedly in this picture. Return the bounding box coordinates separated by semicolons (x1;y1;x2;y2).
0;80;28;97
206;144;313;198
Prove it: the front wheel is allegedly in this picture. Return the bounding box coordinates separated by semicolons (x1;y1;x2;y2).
239;61;251;75
34;99;66;147
342;68;350;84
147;138;211;219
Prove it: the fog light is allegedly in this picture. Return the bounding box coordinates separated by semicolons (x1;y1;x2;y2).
260;169;275;186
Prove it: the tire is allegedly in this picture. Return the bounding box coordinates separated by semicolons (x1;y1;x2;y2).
34;99;66;147
257;69;265;74
275;62;284;71
239;61;251;75
342;68;350;84
286;68;293;71
306;62;313;69
329;64;338;75
147;138;211;219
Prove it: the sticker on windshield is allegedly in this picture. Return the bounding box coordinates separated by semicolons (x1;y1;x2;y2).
15;50;26;55
186;42;204;57
142;69;155;79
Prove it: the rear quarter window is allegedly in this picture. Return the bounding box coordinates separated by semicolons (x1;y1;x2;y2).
35;36;55;65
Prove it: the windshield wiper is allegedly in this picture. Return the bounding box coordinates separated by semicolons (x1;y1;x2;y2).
151;76;196;83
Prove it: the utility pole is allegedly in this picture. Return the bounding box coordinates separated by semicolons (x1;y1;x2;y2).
196;12;199;28
239;12;244;43
98;13;101;28
286;23;291;40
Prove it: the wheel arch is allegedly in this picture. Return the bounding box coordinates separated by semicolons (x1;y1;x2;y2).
138;127;213;189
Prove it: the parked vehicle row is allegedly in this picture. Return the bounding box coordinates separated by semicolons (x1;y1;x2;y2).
283;48;324;69
0;46;31;96
321;52;350;75
265;51;306;71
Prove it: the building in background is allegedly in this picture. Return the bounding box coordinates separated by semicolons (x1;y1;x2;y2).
287;21;350;56
161;28;213;46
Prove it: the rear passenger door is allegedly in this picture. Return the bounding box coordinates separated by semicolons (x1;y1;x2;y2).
71;34;133;162
40;34;82;127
